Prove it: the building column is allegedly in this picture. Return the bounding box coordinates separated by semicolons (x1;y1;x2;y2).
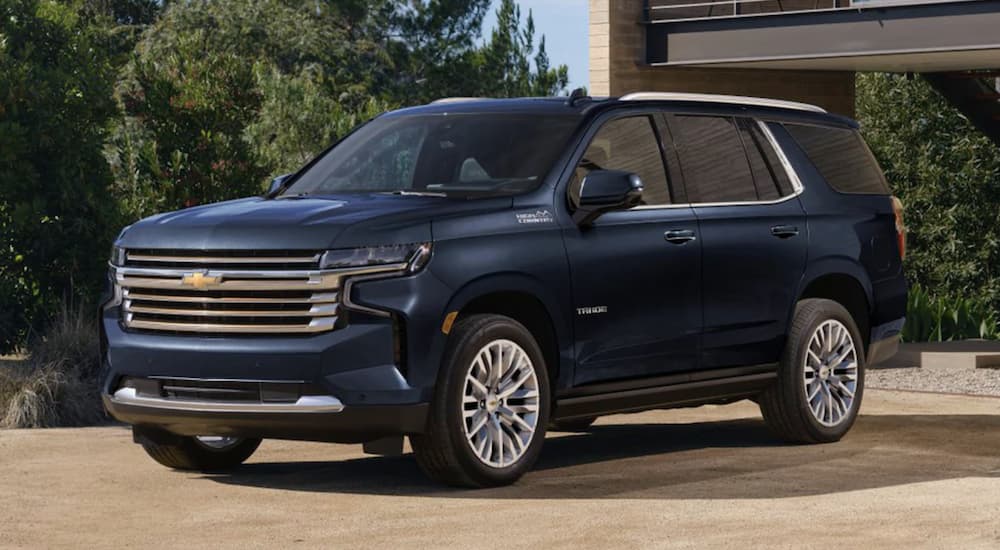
589;0;857;117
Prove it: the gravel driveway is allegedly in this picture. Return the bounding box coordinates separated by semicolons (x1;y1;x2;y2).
868;344;1000;397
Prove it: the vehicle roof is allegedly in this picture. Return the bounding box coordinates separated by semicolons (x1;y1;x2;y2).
387;94;859;128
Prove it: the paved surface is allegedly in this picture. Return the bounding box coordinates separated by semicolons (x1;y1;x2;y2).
1;389;999;549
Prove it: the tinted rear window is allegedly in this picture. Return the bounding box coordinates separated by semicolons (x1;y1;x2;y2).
672;115;758;203
784;124;889;195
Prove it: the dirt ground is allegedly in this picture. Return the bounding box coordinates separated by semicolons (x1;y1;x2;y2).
1;389;999;549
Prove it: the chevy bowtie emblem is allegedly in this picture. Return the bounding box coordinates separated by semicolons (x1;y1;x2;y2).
181;272;221;290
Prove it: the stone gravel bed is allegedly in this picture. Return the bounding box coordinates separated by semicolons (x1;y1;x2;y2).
868;364;1000;397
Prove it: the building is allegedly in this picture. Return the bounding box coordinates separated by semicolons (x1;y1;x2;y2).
590;0;1000;142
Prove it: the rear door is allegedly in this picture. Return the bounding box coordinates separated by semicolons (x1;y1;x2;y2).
562;113;702;385
666;114;808;370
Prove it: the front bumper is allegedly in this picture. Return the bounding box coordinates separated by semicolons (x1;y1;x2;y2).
102;388;427;443
100;303;430;442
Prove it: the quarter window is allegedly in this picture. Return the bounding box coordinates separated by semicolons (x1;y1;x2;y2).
570;116;671;206
785;123;889;195
672;116;758;203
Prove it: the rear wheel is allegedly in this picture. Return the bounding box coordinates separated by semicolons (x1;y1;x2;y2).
411;314;550;487
759;298;865;443
138;430;261;471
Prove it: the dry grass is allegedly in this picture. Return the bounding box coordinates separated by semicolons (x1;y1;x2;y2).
0;304;106;428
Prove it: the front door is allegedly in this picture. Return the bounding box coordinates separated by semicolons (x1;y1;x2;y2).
562;114;702;386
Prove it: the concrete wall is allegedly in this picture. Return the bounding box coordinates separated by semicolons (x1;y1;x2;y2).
589;0;857;117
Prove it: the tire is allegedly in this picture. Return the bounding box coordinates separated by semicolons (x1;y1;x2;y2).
137;430;261;471
411;314;551;488
759;298;866;444
549;416;597;432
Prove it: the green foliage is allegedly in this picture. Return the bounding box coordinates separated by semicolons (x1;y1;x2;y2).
108;0;568;221
902;283;1000;342
0;0;122;352
2;0;571;354
246;67;391;175
857;74;1000;312
474;0;569;97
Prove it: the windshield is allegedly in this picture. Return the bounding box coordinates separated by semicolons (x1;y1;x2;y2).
282;113;580;198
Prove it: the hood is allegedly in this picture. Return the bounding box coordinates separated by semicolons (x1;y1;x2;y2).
118;193;514;251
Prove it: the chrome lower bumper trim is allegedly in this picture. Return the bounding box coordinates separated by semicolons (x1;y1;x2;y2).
110;387;345;414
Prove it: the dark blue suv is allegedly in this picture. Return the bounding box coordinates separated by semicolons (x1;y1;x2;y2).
101;93;907;487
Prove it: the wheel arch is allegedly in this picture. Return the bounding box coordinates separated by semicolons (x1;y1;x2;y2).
445;275;572;390
796;266;873;351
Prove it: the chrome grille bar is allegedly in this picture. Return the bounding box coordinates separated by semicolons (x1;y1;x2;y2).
126;253;322;265
124;303;338;317
122;290;339;304
113;249;406;335
125;317;338;334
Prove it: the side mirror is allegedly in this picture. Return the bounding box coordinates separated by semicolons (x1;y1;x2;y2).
265;173;294;197
573;170;644;227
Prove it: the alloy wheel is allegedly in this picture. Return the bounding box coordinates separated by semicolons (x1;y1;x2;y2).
194;435;242;450
802;319;859;427
461;339;541;468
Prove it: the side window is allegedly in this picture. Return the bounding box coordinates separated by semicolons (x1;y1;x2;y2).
738;119;794;200
570;115;671;206
671;116;758;203
784;123;890;195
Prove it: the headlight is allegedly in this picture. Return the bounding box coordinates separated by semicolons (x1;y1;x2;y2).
319;243;432;273
109;244;126;266
109;225;132;266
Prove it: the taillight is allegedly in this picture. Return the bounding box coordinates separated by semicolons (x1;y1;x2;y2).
891;196;906;261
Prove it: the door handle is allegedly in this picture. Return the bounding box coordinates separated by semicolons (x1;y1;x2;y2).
664;229;697;244
770;225;800;239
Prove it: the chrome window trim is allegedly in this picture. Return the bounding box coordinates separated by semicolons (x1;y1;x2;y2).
110;387;344;413
627;119;805;211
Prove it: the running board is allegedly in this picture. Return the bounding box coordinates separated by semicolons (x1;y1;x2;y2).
552;372;776;421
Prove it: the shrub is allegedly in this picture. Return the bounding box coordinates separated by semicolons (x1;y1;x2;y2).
857;74;1000;311
0;0;122;353
0;303;105;428
902;283;1000;342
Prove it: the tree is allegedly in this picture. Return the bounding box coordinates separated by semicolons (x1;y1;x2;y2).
857;73;1000;307
0;0;121;352
471;0;569;98
109;0;570;221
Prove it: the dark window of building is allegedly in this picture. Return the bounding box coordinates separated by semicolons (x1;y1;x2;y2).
570;115;671;206
738;119;794;200
672;115;758;203
785;123;890;195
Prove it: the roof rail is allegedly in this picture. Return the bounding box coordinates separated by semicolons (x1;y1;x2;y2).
430;97;491;104
618;92;826;113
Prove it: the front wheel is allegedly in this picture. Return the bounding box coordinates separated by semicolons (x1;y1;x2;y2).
759;298;865;443
411;314;550;487
138;431;261;471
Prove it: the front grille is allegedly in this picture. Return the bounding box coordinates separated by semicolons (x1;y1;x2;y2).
116;249;340;335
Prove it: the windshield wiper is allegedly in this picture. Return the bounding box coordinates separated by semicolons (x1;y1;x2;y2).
382;190;447;197
277;192;311;199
